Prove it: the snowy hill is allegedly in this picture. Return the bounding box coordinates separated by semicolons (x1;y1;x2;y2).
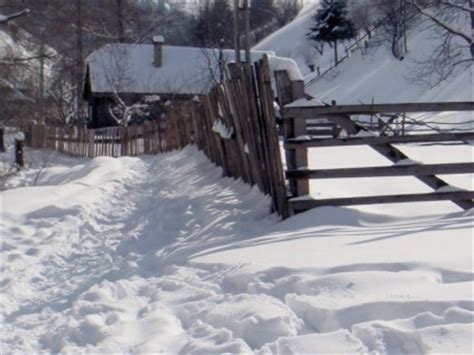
254;3;472;106
305;22;473;105
253;2;321;77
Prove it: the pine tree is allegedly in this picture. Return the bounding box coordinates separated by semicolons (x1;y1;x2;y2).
307;0;356;65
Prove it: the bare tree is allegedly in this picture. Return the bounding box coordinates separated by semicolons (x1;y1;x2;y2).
411;0;473;58
409;0;473;86
274;0;302;27
374;0;417;59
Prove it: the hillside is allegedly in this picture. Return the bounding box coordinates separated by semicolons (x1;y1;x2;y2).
305;23;472;105
254;3;472;106
253;1;321;77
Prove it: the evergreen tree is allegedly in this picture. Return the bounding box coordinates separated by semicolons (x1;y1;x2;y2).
307;0;356;65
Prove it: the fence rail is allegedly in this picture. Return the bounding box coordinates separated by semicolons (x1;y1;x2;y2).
275;70;474;212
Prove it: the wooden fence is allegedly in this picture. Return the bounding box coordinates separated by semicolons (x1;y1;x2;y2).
277;85;474;212
26;56;289;218
24;58;474;216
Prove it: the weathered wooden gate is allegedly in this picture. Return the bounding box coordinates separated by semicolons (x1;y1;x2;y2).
274;77;474;213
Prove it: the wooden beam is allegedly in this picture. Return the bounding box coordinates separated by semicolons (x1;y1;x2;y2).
290;190;474;211
306;129;337;136
284;101;474;118
286;132;474;148
287;162;474;179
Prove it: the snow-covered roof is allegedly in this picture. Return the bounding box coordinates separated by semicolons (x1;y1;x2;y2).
87;44;276;96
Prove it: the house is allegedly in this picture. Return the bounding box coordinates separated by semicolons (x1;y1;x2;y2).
83;36;275;128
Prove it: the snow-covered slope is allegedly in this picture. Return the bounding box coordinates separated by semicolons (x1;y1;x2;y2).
2;146;472;353
306;23;473;104
253;1;321;77
254;3;471;105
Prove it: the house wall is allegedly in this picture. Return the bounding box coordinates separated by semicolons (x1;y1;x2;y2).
86;93;195;128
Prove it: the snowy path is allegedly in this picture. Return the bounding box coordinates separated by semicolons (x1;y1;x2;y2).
2;147;473;353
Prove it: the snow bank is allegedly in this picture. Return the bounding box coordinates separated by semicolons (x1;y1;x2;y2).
2;156;131;217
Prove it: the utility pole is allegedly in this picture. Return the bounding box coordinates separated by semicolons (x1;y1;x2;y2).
233;0;241;70
242;0;251;64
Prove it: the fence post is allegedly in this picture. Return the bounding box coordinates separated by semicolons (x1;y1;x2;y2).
15;133;25;169
275;70;309;199
0;127;4;152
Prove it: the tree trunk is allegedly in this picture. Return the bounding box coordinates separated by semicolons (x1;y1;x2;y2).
76;0;84;124
402;0;408;54
116;0;125;43
334;40;338;65
39;35;45;125
471;0;474;58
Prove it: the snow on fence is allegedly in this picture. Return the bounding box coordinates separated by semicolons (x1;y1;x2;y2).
25;56;289;218
277;76;474;212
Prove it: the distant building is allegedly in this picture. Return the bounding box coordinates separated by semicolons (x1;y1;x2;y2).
83;36;273;128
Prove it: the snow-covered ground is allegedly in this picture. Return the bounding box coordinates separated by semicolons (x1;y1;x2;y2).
1;143;472;354
2;4;473;352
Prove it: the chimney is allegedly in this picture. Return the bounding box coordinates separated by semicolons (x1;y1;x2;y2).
153;35;164;67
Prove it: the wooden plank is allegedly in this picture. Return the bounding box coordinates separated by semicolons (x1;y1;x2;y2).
286;132;474;148
88;129;94;157
240;66;267;190
275;70;309;197
258;57;290;218
287;162;474;179
368;143;472;210
284;101;474;118
306;129;339;136
290;190;474;211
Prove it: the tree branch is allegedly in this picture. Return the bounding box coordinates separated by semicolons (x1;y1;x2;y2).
439;1;474;13
411;1;472;44
0;9;30;24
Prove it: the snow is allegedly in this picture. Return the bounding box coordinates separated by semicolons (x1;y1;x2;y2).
1;142;472;353
14;132;25;141
268;56;303;81
253;2;322;77
305;19;472;105
212;119;234;139
2;4;473;352
87;43;302;96
152;35;165;43
87;44;274;95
